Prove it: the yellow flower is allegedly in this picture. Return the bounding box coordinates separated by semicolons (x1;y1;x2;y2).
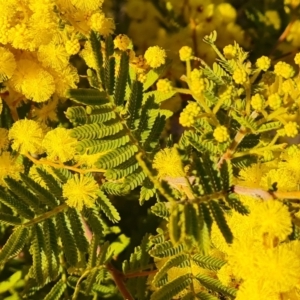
274;61;295;79
255;243;300;293
256;56;271;71
251;93;265;111
179;46;193;61
213;126;230;143
63;174;99;211
8;119;44;155
89;12;115;36
236;279;280;300
0;151;24;186
233;67;247;84
9;59;55;102
268;93;282;110
144;46;167;68
156;79;173;93
114;34;132;51
294;52;300;65
42;127;78;163
179;101;201;127
65;39;81;55
0;47;16;81
260;168;298;192
0;128;9;152
251;200;292;242
70;0;104;11
223;44;237;59
153;147;185;180
284;121;298;138
32;98;58;124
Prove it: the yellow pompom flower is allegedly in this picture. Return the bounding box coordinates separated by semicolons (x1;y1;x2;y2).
144;46;166;68
179;46;193;61
89;12;115;36
213;126;230;143
63;174;99;211
156;79;173;93
0;128;9;152
284;121;298;137
153;147;185;180
252;200;292;242
10;59;55;102
179;102;201;127
190;69;203;81
0;151;24;187
0;47;16;81
256;56;271;71
114;34;132;51
8;119;44;155
217;3;237;23
65;39;81;55
251;94;265;111
223;44;237;59
70;0;104;12
294;52;300;65
233;67;247;84
42;127;78;163
274;61;295;79
255;243;300;293
268;93;282;110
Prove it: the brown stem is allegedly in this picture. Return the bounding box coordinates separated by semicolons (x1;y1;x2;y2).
106;263;134;300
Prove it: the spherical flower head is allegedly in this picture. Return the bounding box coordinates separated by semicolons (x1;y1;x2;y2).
179;102;201;127
63;174;99;211
156;79;173;93
251;93;265;111
213;126;230;143
0;151;24;187
0;47;16;81
190;68;203;81
179;46;193;61
10;59;55;103
268;93;282;110
265;10;281;30
256;56;271;71
282;78;295;95
89;12;115;37
223;44;237;59
65;39;80;55
217;3;237;23
153;147;185;180
0;128;9;151
42;127;78;163
190;78;205;95
294;52;300;65
8;119;44;155
255;243;300;293
274;61;295;79
70;0;104;12
233;67;247;84
284;121;298;137
114;34;132;51
252;200;292;243
144;46;166;69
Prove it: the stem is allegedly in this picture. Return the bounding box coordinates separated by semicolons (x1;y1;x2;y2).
106;263;134;300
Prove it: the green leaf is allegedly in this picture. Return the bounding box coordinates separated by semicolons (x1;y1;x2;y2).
67;88;109;106
225;194;250;215
192;254;226;271
209;200;233;244
0;226;29;268
195;273;237;298
114;51;129;106
97;190;120;223
149;241;185;258
44;279;67;300
151;202;170;220
90;31;103;74
256;121;282;133
150;274;192;300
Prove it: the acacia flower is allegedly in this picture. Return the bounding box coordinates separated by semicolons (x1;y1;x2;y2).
0;47;16;81
63;174;99;211
71;0;104;11
223;44;237;59
89;12;115;36
144;46;166;68
268;93;282;110
284;121;298;138
233;67;247;84
114;34;132;51
256;56;271;71
0;152;24;186
179;46;193;61
153;147;185;180
156;79;173;93
274;61;295;79
42;127;78;163
213;126;230;143
8;119;44;155
65;39;80;55
251;94;264;111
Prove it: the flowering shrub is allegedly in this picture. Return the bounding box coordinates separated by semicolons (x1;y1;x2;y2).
1;0;300;299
